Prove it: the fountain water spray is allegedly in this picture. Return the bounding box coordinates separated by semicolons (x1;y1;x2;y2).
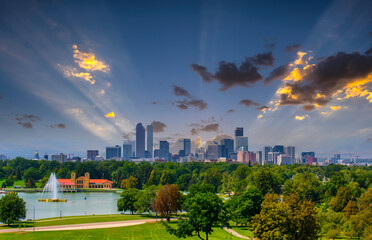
38;173;67;202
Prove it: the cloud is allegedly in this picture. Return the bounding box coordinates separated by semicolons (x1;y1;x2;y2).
151;121;167;133
264;64;291;85
122;132;135;139
172;85;191;98
275;50;372;110
175;99;208;110
191;52;275;91
49;123;66;129
285;44;302;52
72;44;110;72
240;99;260;107
150;101;158;105
256;105;270;112
9;114;41;129
191;123;219;135
257;114;263;119
58;65;95;85
227;109;235;114
206;134;233;145
295;115;310;120
104;112;116;118
192;136;204;148
330;106;342;111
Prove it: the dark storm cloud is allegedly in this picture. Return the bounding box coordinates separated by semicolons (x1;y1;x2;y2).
285;44;302;52
248;52;275;67
49;123;66;129
9;114;41;129
256;106;270;111
264;64;291;85
175;99;208;111
239;99;260;107
302;105;317;111
172;85;191;98
191;123;219;135
365;47;372;55
151;121;167;133
190;64;213;82
277;51;372;109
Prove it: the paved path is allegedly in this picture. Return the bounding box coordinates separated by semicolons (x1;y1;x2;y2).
223;227;252;239
0;219;158;233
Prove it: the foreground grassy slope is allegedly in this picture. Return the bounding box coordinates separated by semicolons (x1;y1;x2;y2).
0;222;241;240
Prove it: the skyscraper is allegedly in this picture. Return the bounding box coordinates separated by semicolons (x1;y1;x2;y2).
147;125;153;158
235;127;243;137
136;123;145;158
106;145;121;160
235;136;248;152
273;145;284;154
221;139;234;159
284;146;295;164
263;146;272;163
159;141;170;160
34;151;40;160
183;138;191;156
87;150;99;161
122;144;132;160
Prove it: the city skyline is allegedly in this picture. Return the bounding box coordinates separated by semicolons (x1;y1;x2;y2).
1;0;372;158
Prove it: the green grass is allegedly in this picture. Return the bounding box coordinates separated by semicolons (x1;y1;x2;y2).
0;222;241;240
230;226;254;238
0;214;154;229
0;179;27;188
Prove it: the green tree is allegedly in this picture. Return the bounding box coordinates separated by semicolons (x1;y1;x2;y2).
329;186;354;212
221;172;239;196
343;200;359;218
25;178;36;188
176;174;192;191
39;175;49;188
252;168;283;196
165;192;225;240
135;185;159;214
226;186;263;226
120;176;138;189
160;170;169;185
23;167;40;181
154;184;181;222
283;172;322;203
4;175;14;187
147;169;156;186
117;188;140;214
188;183;215;196
0;193;26;226
200;168;222;191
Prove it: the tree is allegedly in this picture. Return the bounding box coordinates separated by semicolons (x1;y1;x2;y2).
200;168;222;191
39;175;49;188
120;176;138;189
283;172;322;203
4;175;14;187
221;172;239;196
1;182;5;188
329;186;354;212
23;167;40;182
251;194;320;240
188;183;215;196
326;229;341;240
25;178;36;188
147;169;156;186
343;200;359;218
164;192;225;240
252;168;283;196
0;193;26;226
154;184;181;222
160;170;169;185
117;188;140;214
226;186;263;226
176;174;192;191
135;185;159;214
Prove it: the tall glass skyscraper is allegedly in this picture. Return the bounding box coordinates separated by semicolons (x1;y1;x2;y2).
183;138;191;156
136;123;145;158
147;125;153;158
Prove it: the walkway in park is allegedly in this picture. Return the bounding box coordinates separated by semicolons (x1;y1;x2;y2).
223;227;253;240
0;218;158;233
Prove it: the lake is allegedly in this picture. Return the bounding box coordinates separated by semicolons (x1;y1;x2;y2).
14;192;121;220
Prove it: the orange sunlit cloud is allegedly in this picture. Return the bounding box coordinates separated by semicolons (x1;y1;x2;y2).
72;44;110;72
330;106;341;111
295;115;310;120
59;65;95;84
104;112;116;118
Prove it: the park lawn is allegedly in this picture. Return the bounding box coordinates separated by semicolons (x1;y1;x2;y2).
0;179;27;188
0;214;154;229
0;222;242;240
231;226;254;238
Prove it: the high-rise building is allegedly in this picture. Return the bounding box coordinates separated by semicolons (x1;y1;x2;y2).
154;149;160;158
301;152;315;164
273;145;284;154
220;139;234;159
235;127;243;137
206;144;219;159
106;145;121;160
34;151;40;160
51;153;67;163
268;152;280;164
183;139;191;156
255;151;262;164
147;125;153;158
196;147;205;160
277;154;292;165
284;146;295;164
43;154;48;160
159;141;170;160
123;144;132;160
263;146;272;163
235;136;248;152
87;150;99;161
136;123;145;158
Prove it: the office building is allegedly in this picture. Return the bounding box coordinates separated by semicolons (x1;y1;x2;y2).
136;123;146;158
34;151;40;160
123;144;132;160
196;148;205;160
235;127;243;137
87;150;99;161
273;145;284;154
277;154;292;165
235;136;248;152
301;152;315;164
255;151;262;164
159;141;170;160
106;145;121;160
220;139;234;159
263;146;272;163
154;149;160;158
183;139;191;156
268;152;280;164
43;154;48;160
206;144;219;159
284;146;295;164
147;125;153;158
51;153;67;163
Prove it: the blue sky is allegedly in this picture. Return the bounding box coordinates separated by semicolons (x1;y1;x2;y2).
1;0;372;158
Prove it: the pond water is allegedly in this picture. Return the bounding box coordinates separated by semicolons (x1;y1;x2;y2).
13;192;121;220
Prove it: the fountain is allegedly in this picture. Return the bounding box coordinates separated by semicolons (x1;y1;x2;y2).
38;173;67;202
